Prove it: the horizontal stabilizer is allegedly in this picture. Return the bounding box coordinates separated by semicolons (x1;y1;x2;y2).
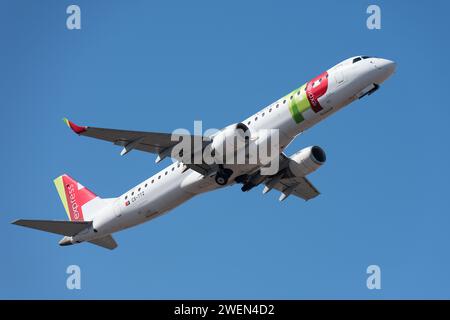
12;219;91;236
89;235;118;250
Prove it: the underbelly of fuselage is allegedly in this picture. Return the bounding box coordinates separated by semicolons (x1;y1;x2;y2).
108;171;221;234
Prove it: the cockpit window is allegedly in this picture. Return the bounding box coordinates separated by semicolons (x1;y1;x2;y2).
353;57;362;64
362;56;372;59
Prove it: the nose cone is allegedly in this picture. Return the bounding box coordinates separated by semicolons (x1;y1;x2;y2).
379;59;396;74
374;58;396;83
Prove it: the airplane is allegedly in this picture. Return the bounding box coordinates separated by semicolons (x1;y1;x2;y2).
13;56;396;250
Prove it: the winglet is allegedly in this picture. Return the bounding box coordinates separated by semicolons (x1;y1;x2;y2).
63;117;87;134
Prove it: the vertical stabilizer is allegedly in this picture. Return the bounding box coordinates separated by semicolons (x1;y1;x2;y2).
53;174;98;221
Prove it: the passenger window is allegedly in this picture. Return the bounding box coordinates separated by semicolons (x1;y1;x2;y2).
131;192;134;196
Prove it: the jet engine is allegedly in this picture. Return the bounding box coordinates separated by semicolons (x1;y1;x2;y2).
209;122;251;163
288;146;326;177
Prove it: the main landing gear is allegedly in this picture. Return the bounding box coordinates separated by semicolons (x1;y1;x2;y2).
234;174;255;192
234;173;263;192
214;167;233;186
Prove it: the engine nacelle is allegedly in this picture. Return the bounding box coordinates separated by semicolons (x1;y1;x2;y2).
210;123;250;162
288;146;326;177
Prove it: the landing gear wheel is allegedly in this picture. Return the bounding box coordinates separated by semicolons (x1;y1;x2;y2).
215;168;233;186
215;175;227;186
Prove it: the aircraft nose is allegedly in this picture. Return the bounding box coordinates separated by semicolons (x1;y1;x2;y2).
373;58;396;83
377;58;396;75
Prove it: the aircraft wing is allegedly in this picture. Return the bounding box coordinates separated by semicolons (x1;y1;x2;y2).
63;118;217;176
264;172;320;201
268;176;320;201
259;153;320;201
63;118;208;156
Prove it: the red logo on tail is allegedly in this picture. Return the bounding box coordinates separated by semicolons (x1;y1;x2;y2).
62;175;96;221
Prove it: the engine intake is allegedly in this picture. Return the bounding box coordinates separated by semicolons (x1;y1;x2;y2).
288;146;326;177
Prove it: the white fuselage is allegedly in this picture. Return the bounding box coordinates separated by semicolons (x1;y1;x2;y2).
72;56;395;244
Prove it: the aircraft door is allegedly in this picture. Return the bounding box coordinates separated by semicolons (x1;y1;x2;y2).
334;66;345;86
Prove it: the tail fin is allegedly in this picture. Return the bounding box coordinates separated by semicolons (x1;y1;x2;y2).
53;174;98;221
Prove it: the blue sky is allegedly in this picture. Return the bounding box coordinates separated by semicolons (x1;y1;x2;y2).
1;0;450;299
